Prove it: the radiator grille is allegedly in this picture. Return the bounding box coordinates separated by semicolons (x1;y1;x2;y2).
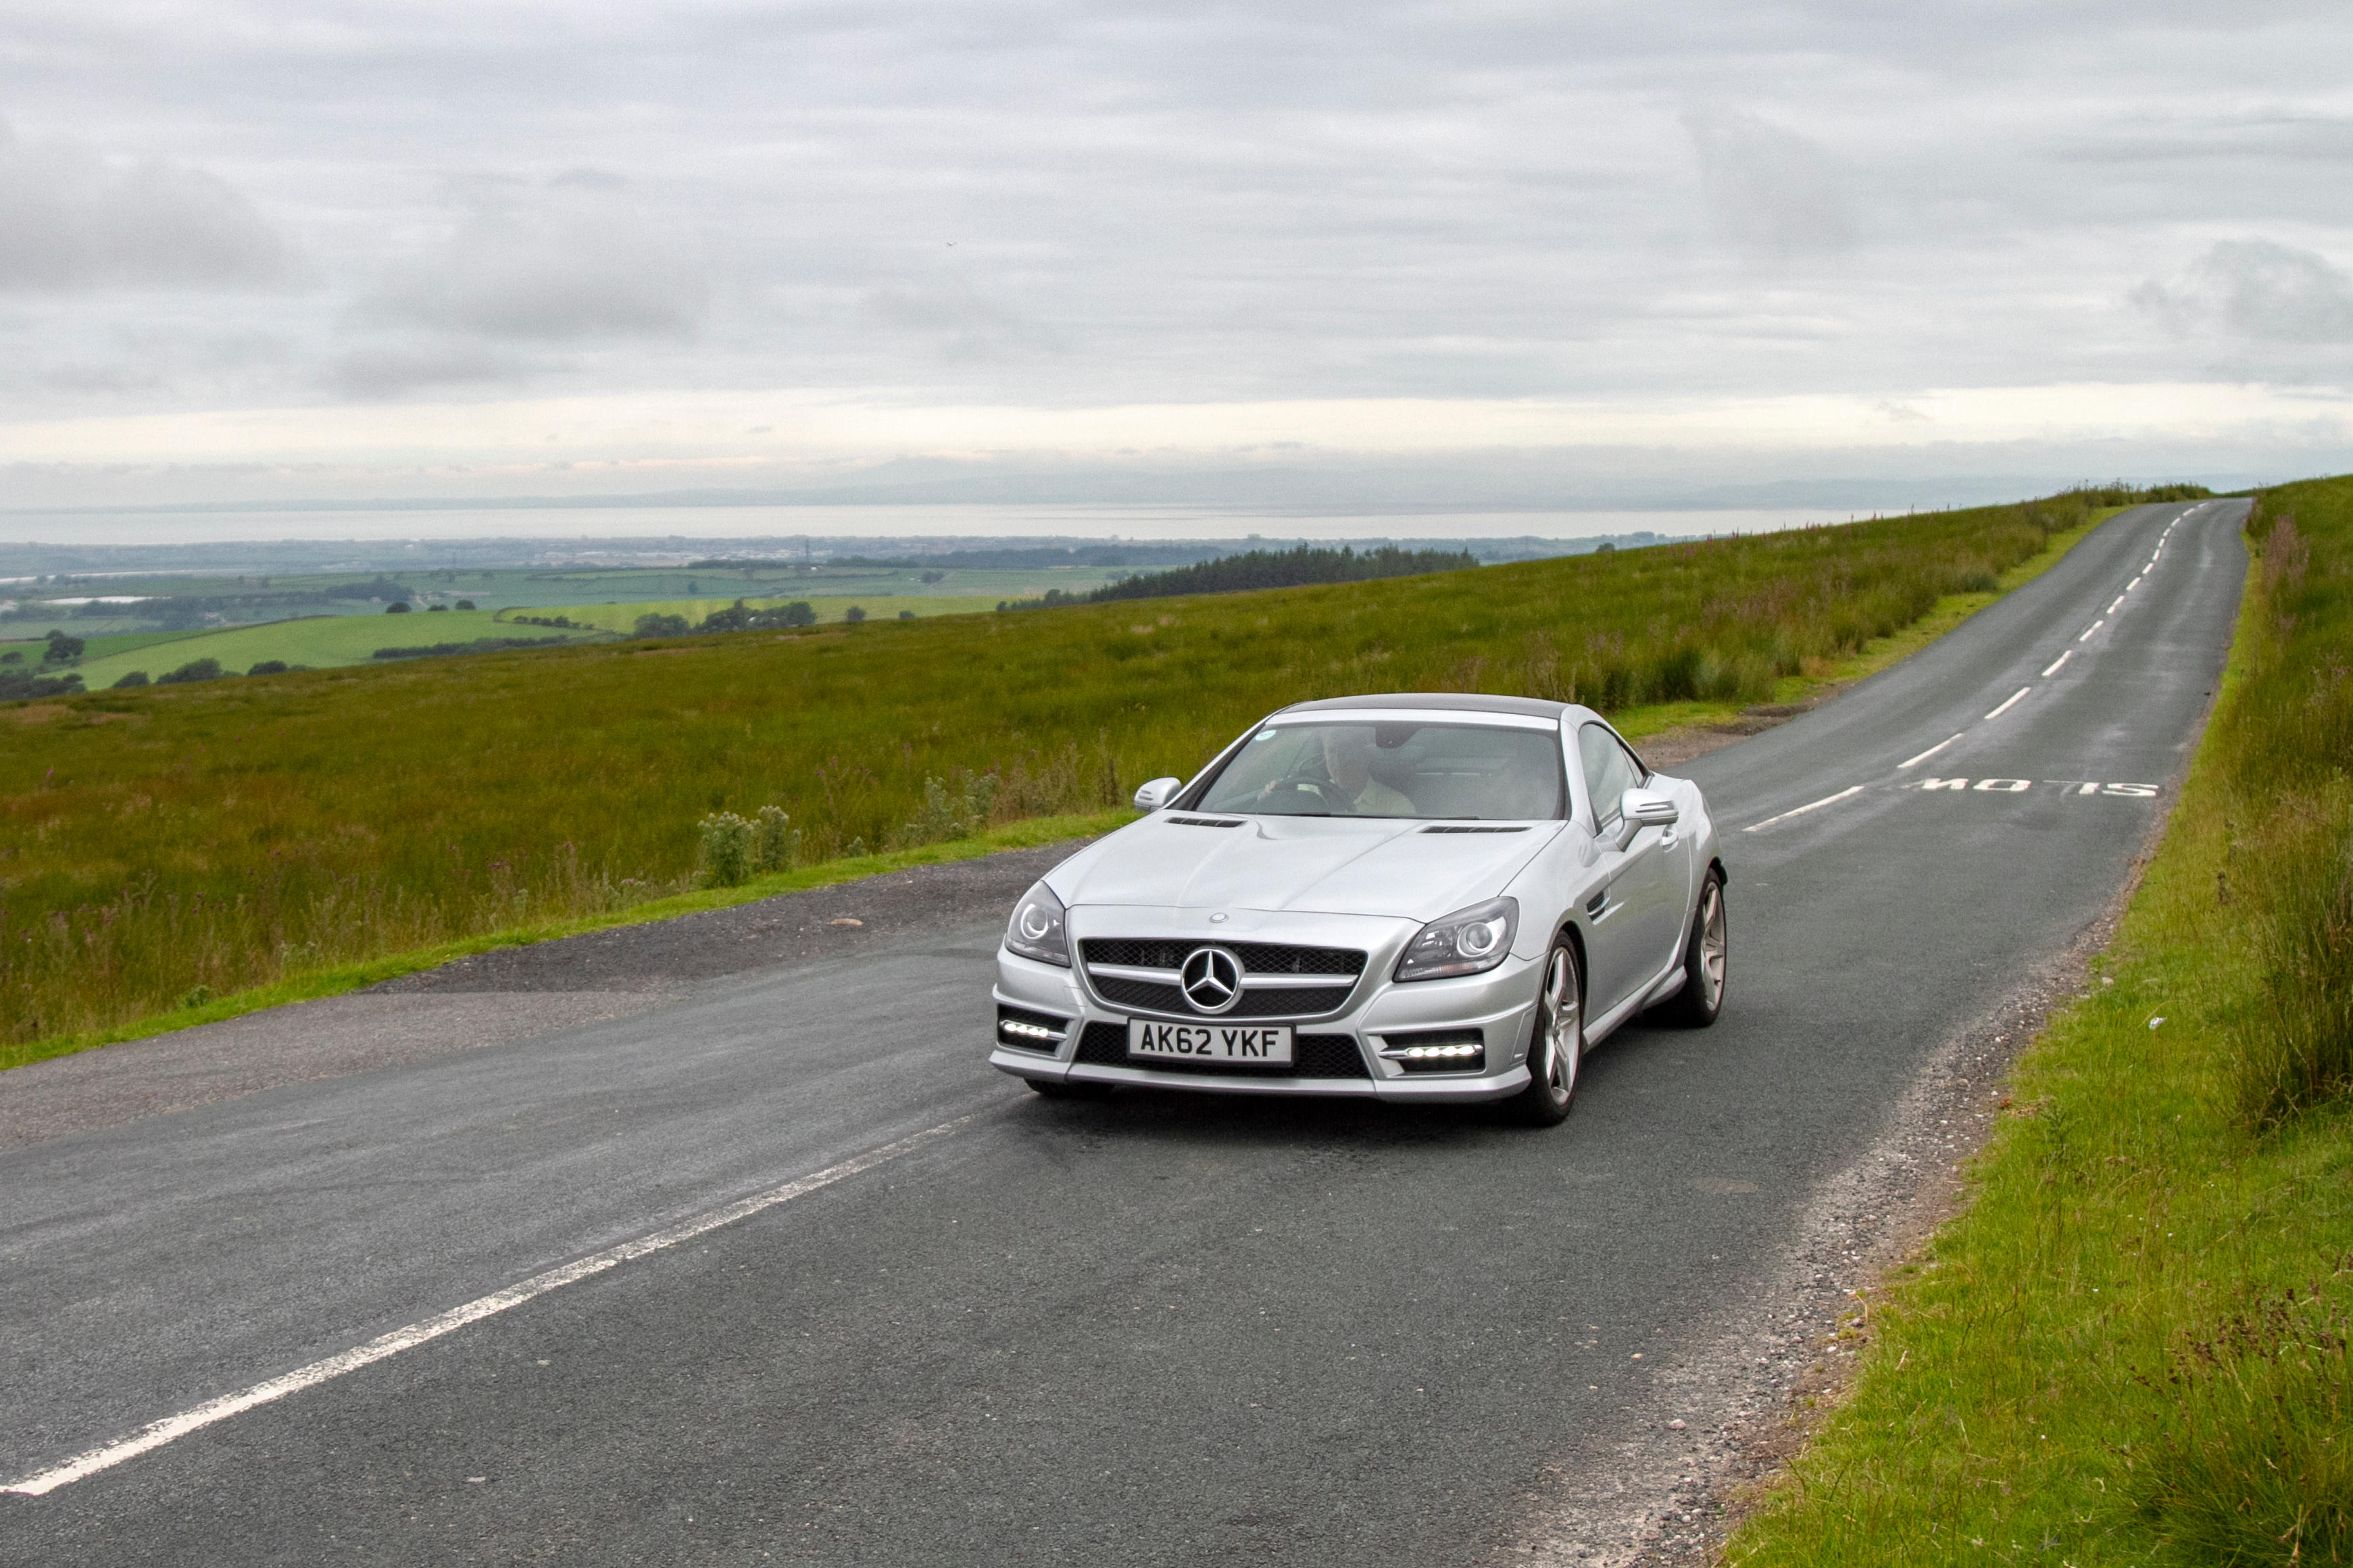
1089;976;1356;1018
1080;938;1368;1019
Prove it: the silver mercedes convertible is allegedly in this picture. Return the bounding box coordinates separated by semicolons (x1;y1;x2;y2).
988;693;1727;1124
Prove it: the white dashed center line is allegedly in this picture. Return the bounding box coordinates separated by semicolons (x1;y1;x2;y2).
1743;784;1866;834
2127;576;2141;590
1;1113;983;1497
2042;651;2073;678
1899;733;1965;769
2079;620;2104;642
1983;687;2031;722
2106;596;2125;613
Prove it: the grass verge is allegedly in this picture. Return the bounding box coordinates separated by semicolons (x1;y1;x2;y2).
1725;478;2353;1566
0;808;1133;1076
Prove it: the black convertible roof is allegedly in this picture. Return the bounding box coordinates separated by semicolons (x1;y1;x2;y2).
1279;692;1573;719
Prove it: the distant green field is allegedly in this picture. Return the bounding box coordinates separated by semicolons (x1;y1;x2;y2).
528;595;1001;632
512;563;1128;605
69;610;557;687
3;562;1134;636
0;628;212;664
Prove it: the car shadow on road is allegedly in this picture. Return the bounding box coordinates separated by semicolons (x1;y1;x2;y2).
1002;1013;1693;1155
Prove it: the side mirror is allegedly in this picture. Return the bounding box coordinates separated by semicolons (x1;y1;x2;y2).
1133;776;1183;813
1614;786;1678;847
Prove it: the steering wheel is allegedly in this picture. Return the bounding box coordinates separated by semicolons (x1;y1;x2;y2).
1298;778;1354;813
1258;778;1354;813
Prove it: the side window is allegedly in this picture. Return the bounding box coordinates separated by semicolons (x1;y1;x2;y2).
1578;724;1641;828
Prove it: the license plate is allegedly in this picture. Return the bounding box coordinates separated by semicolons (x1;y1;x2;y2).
1126;1019;1295;1065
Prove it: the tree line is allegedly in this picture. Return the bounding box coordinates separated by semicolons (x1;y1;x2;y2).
998;545;1478;610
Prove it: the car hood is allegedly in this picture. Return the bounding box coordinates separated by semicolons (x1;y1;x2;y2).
1050;814;1561;921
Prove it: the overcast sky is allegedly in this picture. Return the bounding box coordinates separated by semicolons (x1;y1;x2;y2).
3;0;2351;512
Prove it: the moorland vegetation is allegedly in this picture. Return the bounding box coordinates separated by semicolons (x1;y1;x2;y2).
1731;475;2350;1566
0;485;2188;1057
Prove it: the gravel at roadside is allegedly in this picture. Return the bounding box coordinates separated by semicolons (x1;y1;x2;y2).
0;840;1087;1152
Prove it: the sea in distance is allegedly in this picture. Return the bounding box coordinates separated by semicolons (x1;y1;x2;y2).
12;501;1893;551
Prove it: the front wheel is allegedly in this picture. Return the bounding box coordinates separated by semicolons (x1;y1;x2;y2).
1506;939;1584;1126
1655;869;1727;1028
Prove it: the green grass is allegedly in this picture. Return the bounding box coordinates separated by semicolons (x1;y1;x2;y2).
1726;476;2353;1567
0;487;2173;1057
526;594;1002;633
1608;505;2116;744
0;809;1132;1073
1;628;216;663
66;610;558;686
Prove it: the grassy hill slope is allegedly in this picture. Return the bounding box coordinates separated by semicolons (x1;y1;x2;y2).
0;490;2139;1051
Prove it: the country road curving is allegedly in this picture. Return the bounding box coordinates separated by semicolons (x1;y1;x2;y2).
0;500;2249;1566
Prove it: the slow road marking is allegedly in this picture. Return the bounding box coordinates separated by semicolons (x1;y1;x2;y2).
2;1113;981;1497
1912;778;2159;798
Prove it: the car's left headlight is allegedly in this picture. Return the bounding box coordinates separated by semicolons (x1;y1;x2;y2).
1004;880;1072;967
1394;896;1519;982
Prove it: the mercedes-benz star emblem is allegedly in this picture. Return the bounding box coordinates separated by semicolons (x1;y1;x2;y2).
1179;946;1243;1015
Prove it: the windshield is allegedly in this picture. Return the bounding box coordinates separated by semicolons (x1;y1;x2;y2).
1193;721;1566;820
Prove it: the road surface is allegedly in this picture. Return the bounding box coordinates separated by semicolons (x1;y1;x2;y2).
0;500;2248;1565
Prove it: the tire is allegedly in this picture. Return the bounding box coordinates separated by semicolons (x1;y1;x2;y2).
1025;1076;1112;1100
1655;868;1727;1028
1507;938;1584;1126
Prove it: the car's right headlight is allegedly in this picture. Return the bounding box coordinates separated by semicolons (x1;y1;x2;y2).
1394;896;1519;982
1004;880;1071;967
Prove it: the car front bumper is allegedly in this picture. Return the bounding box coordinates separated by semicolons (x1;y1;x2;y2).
988;935;1545;1104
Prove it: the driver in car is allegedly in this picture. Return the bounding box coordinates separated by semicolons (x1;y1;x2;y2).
1315;727;1414;815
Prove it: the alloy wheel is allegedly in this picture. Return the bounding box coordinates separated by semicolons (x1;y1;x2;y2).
1696;879;1727;1011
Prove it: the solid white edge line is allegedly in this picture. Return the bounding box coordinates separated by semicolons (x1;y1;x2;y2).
2078;620;2104;642
2042;650;2073;678
1741;784;1865;833
1983;687;2031;722
2;1114;981;1498
1898;734;1964;769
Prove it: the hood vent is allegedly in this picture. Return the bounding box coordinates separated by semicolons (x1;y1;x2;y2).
1421;824;1531;834
1167;816;1245;828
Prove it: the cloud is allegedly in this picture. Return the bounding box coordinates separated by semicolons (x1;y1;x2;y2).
2133;239;2353;343
0;118;299;293
858;279;1063;361
318;341;523;400
1682;107;1856;259
360;193;708;343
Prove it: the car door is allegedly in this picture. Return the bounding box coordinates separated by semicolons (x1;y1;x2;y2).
1576;724;1683;1017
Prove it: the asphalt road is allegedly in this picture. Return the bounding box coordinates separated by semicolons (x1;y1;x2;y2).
0;500;2249;1566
